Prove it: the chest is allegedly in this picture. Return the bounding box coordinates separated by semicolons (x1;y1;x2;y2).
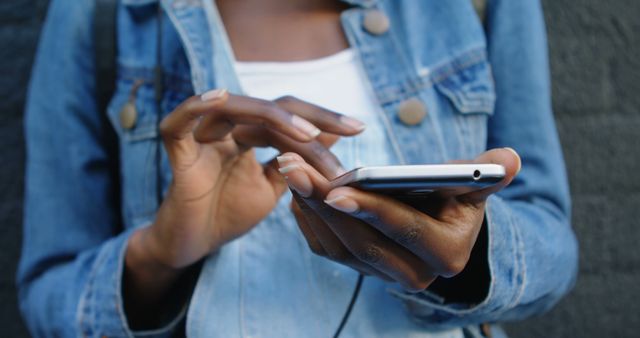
107;0;496;228
215;0;350;62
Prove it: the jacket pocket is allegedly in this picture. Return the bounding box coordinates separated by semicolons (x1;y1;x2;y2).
107;78;160;142
432;52;496;116
428;51;496;159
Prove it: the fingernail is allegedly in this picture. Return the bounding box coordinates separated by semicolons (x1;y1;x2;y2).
201;88;227;102
324;195;359;213
278;164;300;174
292;115;321;138
503;147;522;174
340;116;366;132
276;155;296;165
279;165;313;197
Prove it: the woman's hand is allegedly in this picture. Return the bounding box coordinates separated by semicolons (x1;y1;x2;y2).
279;148;520;291
123;90;364;324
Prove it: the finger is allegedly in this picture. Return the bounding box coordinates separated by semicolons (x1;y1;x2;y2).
229;130;343;197
315;132;341;149
324;186;481;278
257;130;342;195
262;156;289;197
291;194;394;281
274;96;366;135
290;197;328;257
279;157;435;291
280;157;394;280
159;89;228;143
456;147;521;204
193;93;322;143
276;152;331;198
233;128;345;179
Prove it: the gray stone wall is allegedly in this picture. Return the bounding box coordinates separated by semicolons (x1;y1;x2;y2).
0;0;638;337
0;1;48;337
504;1;640;337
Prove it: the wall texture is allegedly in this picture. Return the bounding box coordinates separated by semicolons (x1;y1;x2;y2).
1;1;638;337
504;1;640;337
0;1;48;338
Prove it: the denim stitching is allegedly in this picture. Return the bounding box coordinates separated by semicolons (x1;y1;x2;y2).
375;47;490;106
504;204;527;311
76;235;114;337
164;0;206;93
112;231;136;338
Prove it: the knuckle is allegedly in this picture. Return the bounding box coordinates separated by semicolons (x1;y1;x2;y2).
158;117;171;138
181;95;202;112
262;103;290;125
353;244;384;265
403;278;431;292
260;100;282;115
392;225;423;247
275;95;298;105
440;252;470;277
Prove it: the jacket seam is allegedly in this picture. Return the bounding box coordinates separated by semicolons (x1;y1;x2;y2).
375;46;489;106
504;204;528;311
76;241;111;336
163;1;206;93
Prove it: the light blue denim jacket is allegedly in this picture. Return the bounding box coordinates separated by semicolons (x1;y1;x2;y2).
18;0;578;337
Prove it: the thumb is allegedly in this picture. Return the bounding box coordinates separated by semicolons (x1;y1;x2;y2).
457;147;521;204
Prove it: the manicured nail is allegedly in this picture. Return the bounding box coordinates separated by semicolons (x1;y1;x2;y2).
276;155;295;165
503;147;522;174
278;164;300;174
324;195;359;213
292;115;321;138
279;165;313;197
340;116;366;132
201;88;227;101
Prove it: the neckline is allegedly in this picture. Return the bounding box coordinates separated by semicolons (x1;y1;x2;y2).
234;49;355;75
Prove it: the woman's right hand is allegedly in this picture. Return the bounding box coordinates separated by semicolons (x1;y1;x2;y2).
123;89;364;320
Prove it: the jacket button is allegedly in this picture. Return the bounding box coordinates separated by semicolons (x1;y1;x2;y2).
119;102;138;130
398;98;427;126
363;10;390;35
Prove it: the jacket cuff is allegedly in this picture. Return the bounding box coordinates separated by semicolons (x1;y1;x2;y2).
77;228;187;338
387;195;524;329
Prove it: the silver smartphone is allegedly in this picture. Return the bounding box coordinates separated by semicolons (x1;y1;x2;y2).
331;164;505;196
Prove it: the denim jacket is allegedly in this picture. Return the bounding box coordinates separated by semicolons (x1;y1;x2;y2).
18;0;578;337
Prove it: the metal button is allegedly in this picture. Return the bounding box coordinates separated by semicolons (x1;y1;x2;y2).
363;10;390;35
119;101;138;130
398;98;427;126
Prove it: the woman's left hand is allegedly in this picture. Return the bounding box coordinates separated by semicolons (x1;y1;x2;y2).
278;148;521;291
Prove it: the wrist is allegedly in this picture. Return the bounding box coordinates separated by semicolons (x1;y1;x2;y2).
126;227;184;282
124;227;194;330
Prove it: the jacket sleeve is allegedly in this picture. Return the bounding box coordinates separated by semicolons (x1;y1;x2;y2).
17;1;183;337
390;0;578;328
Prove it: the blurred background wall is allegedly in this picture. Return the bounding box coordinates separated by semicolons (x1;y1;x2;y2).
1;0;638;337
